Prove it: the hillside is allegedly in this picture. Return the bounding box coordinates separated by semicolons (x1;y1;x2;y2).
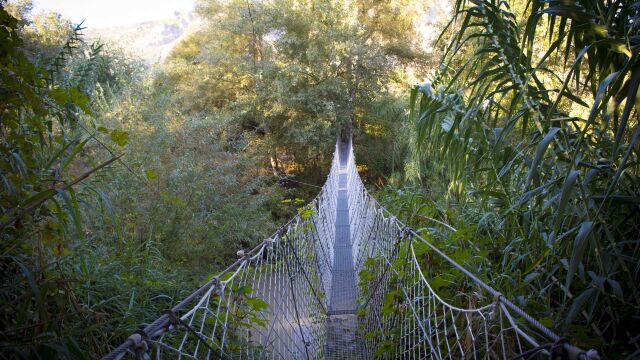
86;12;201;63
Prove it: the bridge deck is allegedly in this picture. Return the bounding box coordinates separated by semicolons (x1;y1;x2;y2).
325;141;363;359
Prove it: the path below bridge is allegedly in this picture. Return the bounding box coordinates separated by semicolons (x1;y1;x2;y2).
324;141;363;359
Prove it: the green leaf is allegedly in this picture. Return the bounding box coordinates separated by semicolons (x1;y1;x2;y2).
49;88;69;106
524;272;539;284
250;315;267;327
61;137;90;172
363;257;377;268
246;297;269;312
20;189;57;208
145;169;157;181
596;39;632;58
551;170;580;242
541;5;591;21
110;130;129;147
14;257;42;312
68;87;90;112
606;278;623;299
565;221;594;292
67;188;83;239
428;275;450;292
526;128;560;187
44;137;79;170
566;288;596;324
239;284;252;295
365;330;381;340
297;207;314;220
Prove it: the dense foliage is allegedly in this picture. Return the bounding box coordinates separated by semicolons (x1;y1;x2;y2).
0;1;282;356
385;0;639;355
162;0;428;183
1;0;429;356
2;0;638;357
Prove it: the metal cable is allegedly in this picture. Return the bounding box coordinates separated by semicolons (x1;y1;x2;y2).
102;139;598;360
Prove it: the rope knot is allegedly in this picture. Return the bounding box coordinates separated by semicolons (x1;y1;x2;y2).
129;329;149;357
265;236;276;249
275;226;287;239
489;293;503;321
236;250;246;258
163;309;180;326
493;292;504;305
400;226;412;240
209;277;225;297
127;333;144;348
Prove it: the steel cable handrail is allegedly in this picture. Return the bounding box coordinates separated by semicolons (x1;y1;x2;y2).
102;143;341;360
102;139;599;360
345;137;599;359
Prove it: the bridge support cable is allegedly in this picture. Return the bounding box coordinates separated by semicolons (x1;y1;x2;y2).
102;144;341;360
103;139;598;360
283;236;312;360
343;138;599;359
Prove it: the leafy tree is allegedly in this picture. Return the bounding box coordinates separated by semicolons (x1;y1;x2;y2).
4;0;74;62
165;0;428;184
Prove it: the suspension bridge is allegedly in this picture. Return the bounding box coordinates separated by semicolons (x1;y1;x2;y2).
103;139;599;359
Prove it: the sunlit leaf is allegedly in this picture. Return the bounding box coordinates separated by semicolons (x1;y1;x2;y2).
110;130;129;147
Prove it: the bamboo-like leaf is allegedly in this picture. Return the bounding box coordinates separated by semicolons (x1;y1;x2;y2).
566;288;596;324
541;5;591;21
67;188;83;239
19;189;57;209
612;67;640;158
606;278;624;299
552;170;580;236
14;257;42;312
409;85;418;122
61;137;91;172
406;0;639;348
44;138;80;171
545;45;592;123
525;128;561;187
565;221;594;294
596;39;632;58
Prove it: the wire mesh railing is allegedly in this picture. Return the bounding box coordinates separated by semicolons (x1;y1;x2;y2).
103;139;599;360
345;138;599;360
102;144;341;360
